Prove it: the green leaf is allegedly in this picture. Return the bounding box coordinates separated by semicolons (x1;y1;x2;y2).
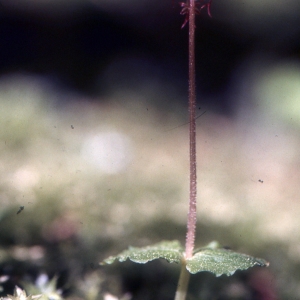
186;241;269;277
101;240;183;265
101;240;269;278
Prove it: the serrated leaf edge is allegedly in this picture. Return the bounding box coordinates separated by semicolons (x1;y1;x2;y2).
100;240;183;265
186;248;269;277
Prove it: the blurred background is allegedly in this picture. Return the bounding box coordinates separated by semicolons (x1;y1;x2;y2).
0;0;300;299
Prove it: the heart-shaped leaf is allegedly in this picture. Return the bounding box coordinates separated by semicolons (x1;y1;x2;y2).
101;240;183;265
187;241;269;276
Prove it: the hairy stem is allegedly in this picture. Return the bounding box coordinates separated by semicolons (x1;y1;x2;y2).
175;1;197;299
185;0;197;260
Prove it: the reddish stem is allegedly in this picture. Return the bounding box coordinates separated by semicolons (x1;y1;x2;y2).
185;0;197;260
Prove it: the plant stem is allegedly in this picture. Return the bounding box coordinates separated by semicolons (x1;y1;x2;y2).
174;260;191;300
175;1;197;299
185;0;197;260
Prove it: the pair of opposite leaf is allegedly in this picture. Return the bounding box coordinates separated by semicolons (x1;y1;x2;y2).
101;240;268;277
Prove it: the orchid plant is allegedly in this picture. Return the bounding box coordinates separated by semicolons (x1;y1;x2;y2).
101;1;268;300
